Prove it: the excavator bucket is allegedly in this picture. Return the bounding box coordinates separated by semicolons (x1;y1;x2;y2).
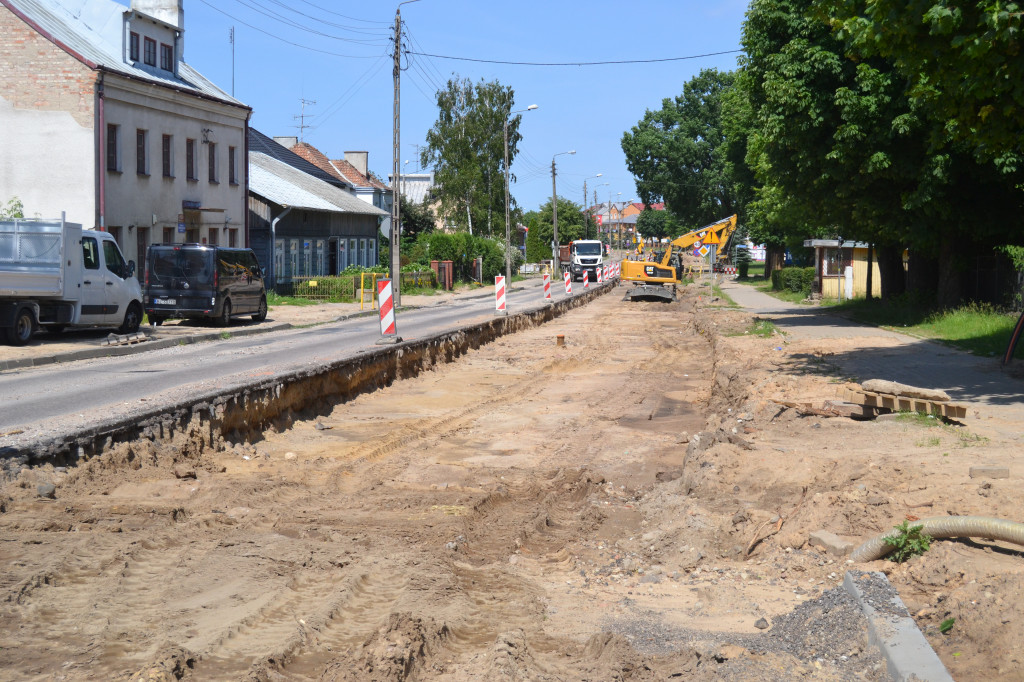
623;283;676;302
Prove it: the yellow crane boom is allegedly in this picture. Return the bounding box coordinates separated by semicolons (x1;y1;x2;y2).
621;214;738;301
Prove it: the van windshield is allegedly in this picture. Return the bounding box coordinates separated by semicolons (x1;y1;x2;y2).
148;247;216;287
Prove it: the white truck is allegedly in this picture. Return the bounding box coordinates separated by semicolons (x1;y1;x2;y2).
559;239;605;282
0;216;143;345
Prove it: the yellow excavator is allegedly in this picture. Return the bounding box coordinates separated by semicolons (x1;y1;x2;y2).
621;214;738;301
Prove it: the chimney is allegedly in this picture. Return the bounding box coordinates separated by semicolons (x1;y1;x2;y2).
274;136;299;149
344;151;368;177
130;0;184;29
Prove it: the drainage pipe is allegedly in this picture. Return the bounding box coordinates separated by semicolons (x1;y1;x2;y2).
269;206;292;291
851;516;1024;562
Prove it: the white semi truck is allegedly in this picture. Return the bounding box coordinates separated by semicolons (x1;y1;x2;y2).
558;239;605;282
0;216;143;345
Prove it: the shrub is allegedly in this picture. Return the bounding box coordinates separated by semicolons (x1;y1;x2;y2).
771;266;815;295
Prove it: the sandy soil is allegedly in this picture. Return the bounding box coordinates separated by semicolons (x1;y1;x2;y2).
0;285;1021;681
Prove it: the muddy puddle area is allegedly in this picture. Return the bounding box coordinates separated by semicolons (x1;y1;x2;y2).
1;285;1021;680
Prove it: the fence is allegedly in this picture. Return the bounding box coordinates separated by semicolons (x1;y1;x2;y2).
275;271;438;302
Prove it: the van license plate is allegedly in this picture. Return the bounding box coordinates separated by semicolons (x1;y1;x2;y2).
154;298;176;305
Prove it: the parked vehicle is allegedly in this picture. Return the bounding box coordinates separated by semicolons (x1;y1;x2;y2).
144;244;267;327
558;239;605;282
0;216;142;345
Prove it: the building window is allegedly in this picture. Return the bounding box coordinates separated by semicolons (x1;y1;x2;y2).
136;129;148;175
144;37;156;66
208;142;218;184
129;32;140;61
185;138;197;181
228;229;237;247
160;43;173;71
228;146;237;185
106;124;120;172
162;134;173;177
162;227;174;243
207;228;218;246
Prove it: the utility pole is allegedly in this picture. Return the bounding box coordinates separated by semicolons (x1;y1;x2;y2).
229;27;235;97
551;158;559;278
391;3;418;305
550;150;575;277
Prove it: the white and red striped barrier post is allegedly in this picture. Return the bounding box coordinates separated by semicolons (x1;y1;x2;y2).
583;270;589;289
564;271;572;295
495;275;507;315
543;273;551;300
616;262;620;278
375;278;400;344
597;266;604;284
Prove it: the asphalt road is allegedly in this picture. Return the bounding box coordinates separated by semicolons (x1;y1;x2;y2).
0;283;569;434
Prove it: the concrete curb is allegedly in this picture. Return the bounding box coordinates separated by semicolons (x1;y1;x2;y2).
843;571;953;682
0;280;564;373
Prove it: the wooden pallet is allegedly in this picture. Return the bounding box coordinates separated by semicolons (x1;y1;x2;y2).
837;386;967;419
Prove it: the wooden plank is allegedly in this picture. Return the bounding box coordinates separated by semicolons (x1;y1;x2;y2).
836;387;967;420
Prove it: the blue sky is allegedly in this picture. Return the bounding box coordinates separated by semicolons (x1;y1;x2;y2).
167;0;749;213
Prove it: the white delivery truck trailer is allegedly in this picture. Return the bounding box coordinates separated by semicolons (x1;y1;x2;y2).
0;216;143;345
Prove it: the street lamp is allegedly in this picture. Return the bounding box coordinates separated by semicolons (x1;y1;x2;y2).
594;182;608;241
551;150;575;277
582;174;602;240
504;104;538;284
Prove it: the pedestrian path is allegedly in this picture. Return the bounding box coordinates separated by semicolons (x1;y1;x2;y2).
718;279;1024;427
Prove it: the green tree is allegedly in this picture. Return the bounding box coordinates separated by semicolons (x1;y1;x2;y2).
420;77;524;237
529;197;585;252
524;215;547;263
635;209;679;242
0;197;24;219
828;0;1023;172
621;69;744;227
399;195;436;247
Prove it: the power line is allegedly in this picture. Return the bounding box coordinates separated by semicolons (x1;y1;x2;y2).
289;0;391;25
406;49;743;67
194;0;387;57
307;56;389;133
259;0;391;34
227;0;389;45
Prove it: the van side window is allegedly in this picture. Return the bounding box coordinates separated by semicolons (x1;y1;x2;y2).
83;238;100;270
247;252;261;278
103;240;127;278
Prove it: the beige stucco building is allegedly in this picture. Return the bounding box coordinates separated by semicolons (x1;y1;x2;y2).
0;0;250;269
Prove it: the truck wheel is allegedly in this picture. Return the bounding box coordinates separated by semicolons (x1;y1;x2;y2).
216;300;232;328
5;307;35;346
119;302;142;334
251;295;267;322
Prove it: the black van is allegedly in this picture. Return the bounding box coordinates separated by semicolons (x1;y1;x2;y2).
144;244;267;327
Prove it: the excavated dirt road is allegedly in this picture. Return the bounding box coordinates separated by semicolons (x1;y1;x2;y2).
1;285;1021;681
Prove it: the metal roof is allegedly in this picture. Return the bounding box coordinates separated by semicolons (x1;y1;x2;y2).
249;153;388;217
3;0;245;107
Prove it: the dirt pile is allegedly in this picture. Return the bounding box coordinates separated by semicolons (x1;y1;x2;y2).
1;284;1021;679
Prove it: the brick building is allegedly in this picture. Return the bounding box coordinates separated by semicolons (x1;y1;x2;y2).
0;0;250;269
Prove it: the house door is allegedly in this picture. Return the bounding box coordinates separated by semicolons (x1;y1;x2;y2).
328;237;338;275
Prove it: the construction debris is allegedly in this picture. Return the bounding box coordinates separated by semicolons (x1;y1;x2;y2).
859;379;951;402
838;385;967;420
102;331;149;346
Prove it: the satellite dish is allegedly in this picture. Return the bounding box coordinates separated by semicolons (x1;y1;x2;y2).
379;216;391;239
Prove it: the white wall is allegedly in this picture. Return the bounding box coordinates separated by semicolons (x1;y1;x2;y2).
0;96;95;223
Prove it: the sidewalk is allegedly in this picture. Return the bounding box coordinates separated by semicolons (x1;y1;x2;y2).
0;277;548;371
718;279;1024;428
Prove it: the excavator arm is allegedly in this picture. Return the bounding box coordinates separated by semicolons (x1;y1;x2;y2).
620;214;738;301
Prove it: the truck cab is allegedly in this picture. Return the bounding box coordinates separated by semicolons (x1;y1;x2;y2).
565;239;604;282
0;218;143;345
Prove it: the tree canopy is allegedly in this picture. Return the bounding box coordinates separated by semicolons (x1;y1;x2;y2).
528;196;585;253
420;77;525;237
621;69;744;228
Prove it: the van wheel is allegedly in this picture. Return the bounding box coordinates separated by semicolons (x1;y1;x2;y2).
5;307;35;346
252;295;267;322
216;300;232;327
119;302;142;334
